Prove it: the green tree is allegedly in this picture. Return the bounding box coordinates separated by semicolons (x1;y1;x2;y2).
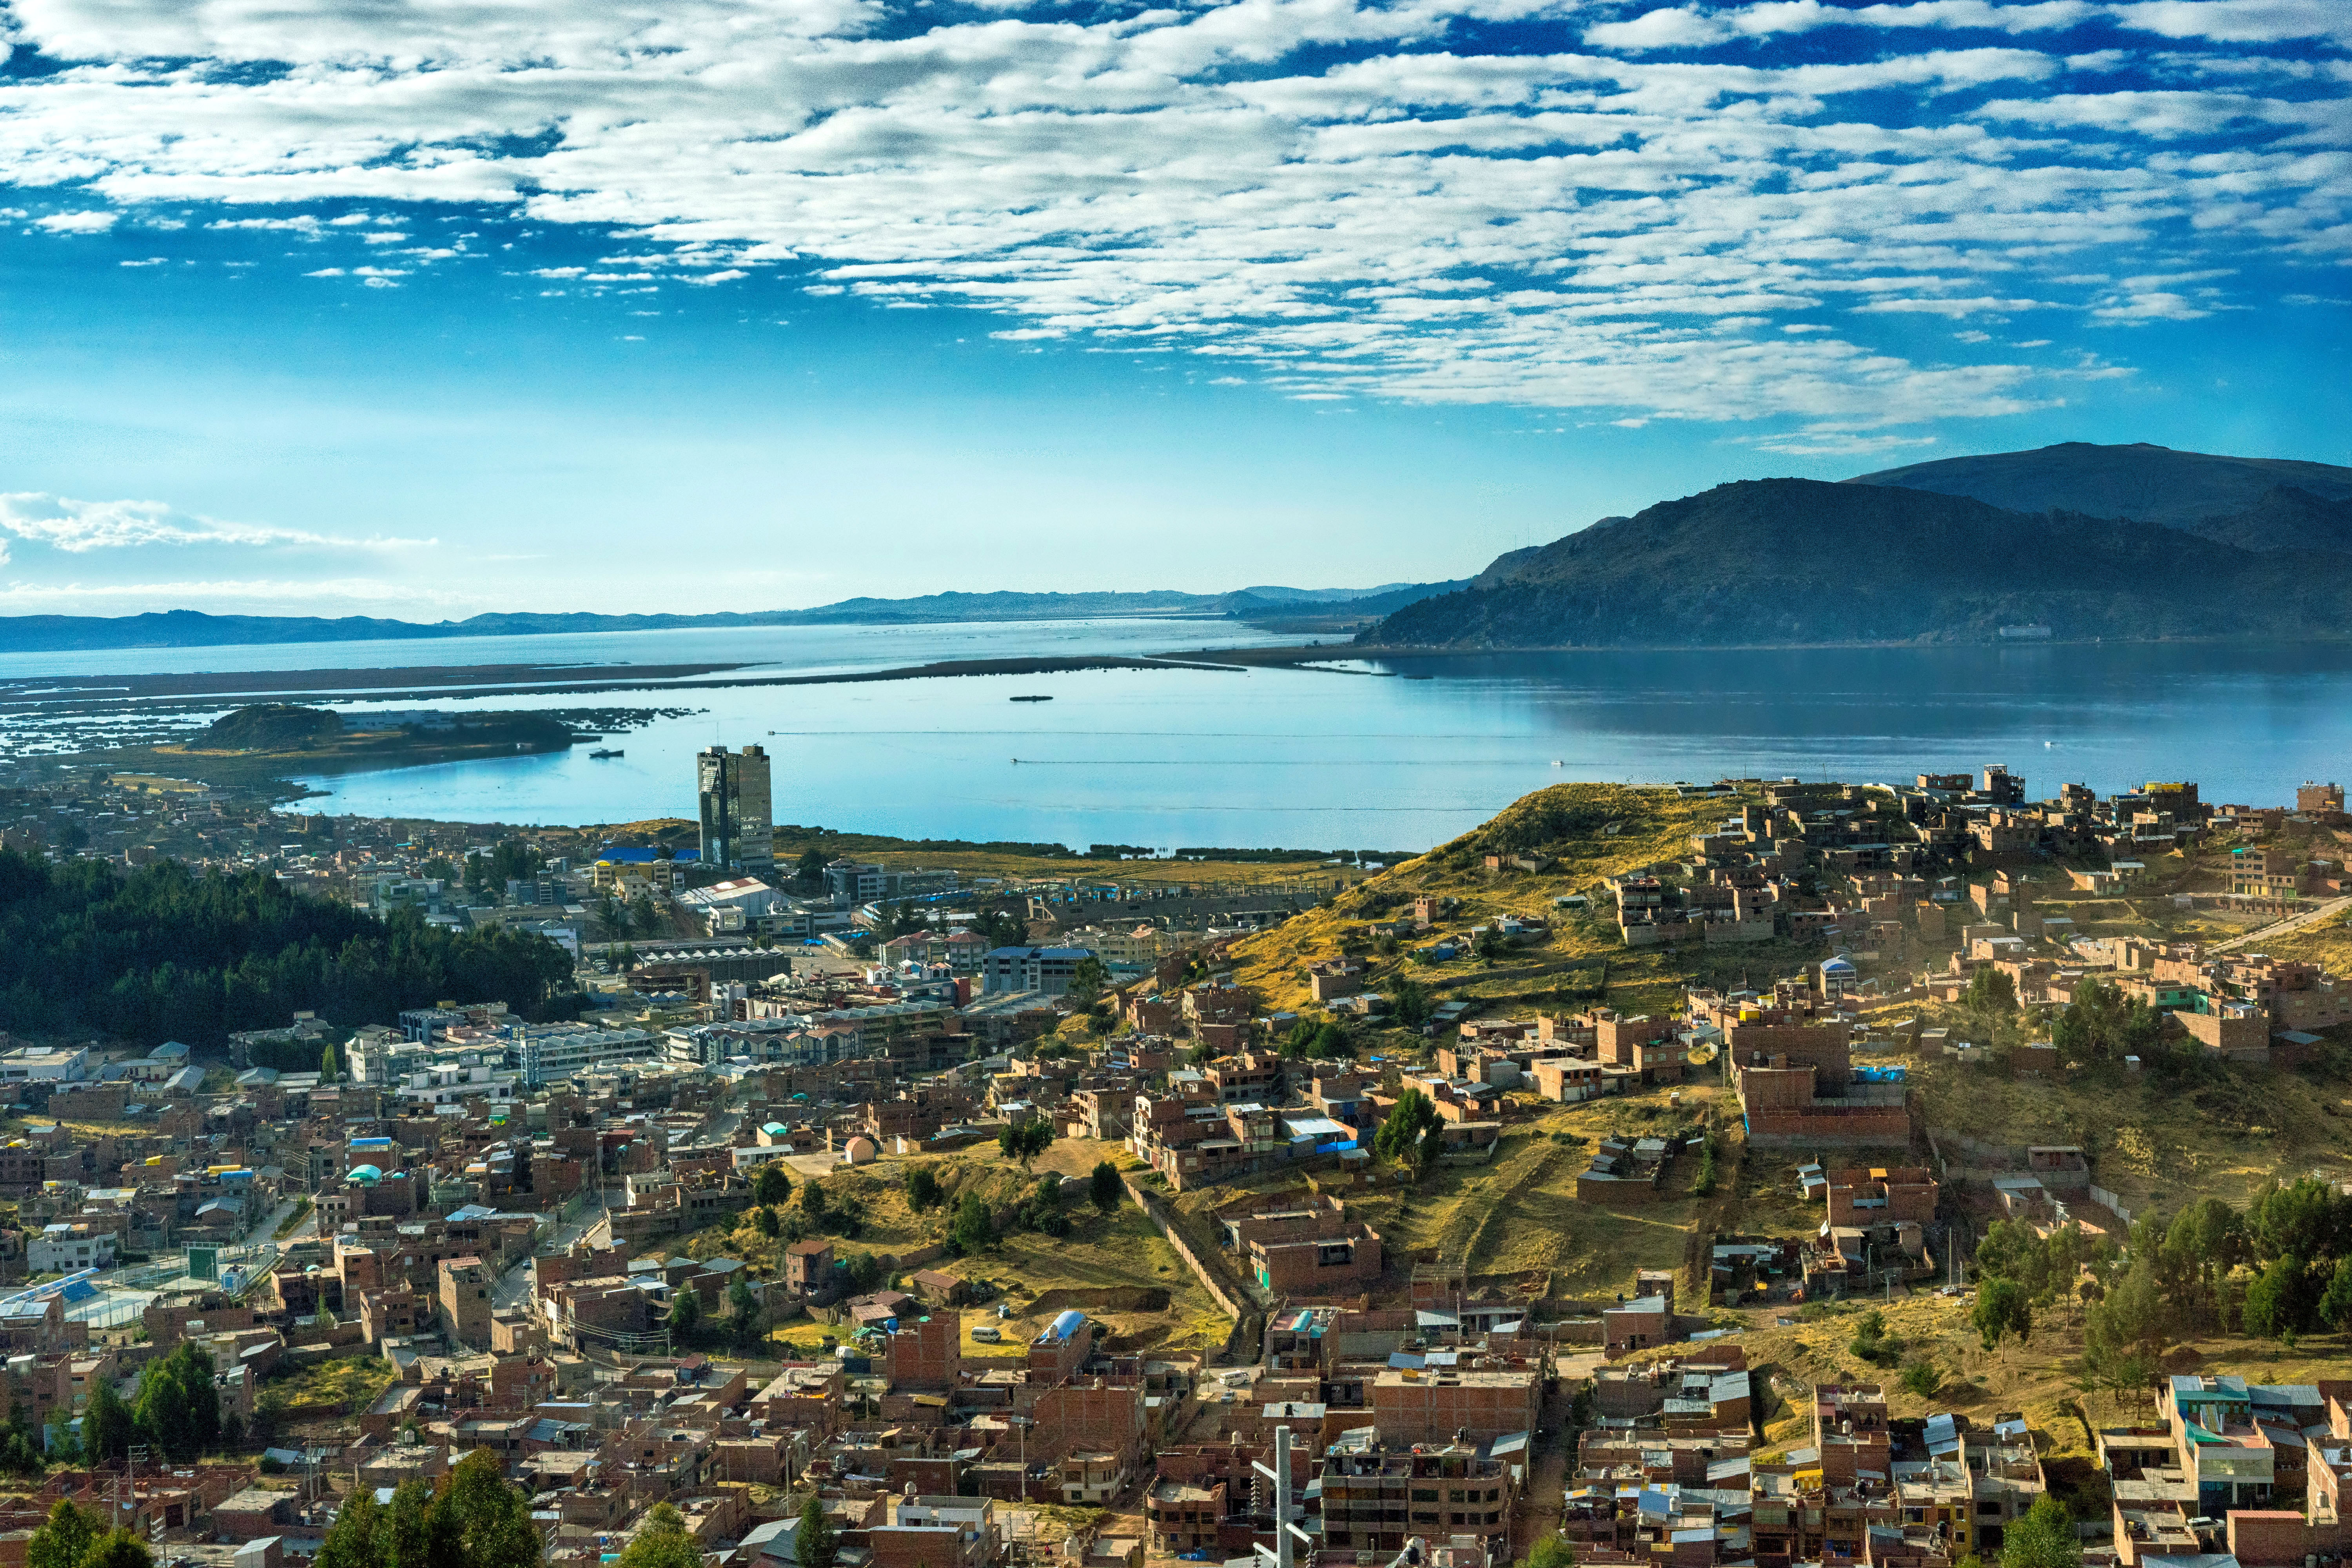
1974;1278;2033;1351
2001;1495;2081;1568
1899;1361;1939;1398
1524;1538;1576;1568
754;1205;780;1239
1965;965;2017;1015
316;1477;386;1568
798;1495;839;1568
82;1375;134;1465
1067;956;1109;1005
667;1285;701;1339
1392;977;1433;1029
1374;1088;1443;1173
753;1163;793;1208
800;1178;830;1225
2241;1254;2309;1340
442;1448;542;1568
383;1477;461;1568
949;1194;994;1256
620;1503;703;1568
906;1167;943;1212
998;1120;1052;1168
74;1532;152;1568
27;1499;100;1568
132;1342;220;1462
2319;1255;2352;1330
728;1276;764;1353
321;1039;341;1083
1089;1160;1123;1214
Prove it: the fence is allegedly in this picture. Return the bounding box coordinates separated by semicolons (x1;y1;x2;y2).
2088;1185;2133;1224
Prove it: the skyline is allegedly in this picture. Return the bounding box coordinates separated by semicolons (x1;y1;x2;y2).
0;0;2347;620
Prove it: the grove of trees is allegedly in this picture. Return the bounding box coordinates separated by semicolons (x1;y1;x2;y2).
0;851;572;1045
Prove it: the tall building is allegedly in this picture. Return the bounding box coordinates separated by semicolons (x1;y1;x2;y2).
697;744;774;869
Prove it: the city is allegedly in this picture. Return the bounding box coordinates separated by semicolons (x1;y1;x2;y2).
0;742;2344;1568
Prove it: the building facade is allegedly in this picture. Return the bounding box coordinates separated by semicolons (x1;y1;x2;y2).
698;745;775;870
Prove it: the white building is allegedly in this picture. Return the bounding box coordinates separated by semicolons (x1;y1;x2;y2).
0;1047;88;1083
514;1024;660;1086
393;1058;520;1107
29;1222;116;1273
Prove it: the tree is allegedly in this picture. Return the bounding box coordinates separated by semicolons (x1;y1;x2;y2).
728;1277;764;1353
1899;1361;1939;1398
1392;978;1433;1029
949;1194;994;1256
2241;1254;2308;1340
1524;1538;1577;1568
2319;1255;2352;1330
133;1342;220;1462
1965;965;2017;1015
1067;956;1109;1006
442;1448;542;1568
906;1167;943;1213
2001;1495;2081;1568
754;1205;780;1239
321;1039;341;1083
1374;1088;1443;1173
1472;927;1507;966
621;1503;704;1568
798;1494;839;1568
1974;1278;2033;1351
82;1374;134;1464
753;1163;793;1209
1089;1160;1123;1214
27;1499;100;1568
667;1286;701;1339
74;1532;151;1568
800;1178;830;1225
998;1120;1052;1168
316;1475;387;1568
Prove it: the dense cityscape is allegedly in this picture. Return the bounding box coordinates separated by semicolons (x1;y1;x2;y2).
0;736;2343;1568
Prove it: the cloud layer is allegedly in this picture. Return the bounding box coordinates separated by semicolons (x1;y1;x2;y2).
0;493;430;555
1;0;2344;445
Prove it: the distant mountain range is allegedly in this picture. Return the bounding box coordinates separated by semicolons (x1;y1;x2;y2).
0;582;1467;655
1363;442;2352;649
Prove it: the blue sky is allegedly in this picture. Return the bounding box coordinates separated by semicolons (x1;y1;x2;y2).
0;0;2345;619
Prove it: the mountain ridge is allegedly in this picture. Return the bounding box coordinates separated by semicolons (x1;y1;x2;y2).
1361;474;2352;649
0;582;1467;655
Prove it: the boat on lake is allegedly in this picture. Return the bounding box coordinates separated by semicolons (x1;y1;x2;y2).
1009;694;1053;702
589;747;624;759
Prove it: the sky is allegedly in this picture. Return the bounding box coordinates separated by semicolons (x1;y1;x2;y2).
0;0;2346;619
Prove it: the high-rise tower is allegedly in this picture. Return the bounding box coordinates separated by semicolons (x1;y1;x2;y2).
697;744;773;869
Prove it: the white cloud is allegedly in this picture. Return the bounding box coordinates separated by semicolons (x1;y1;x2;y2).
33;210;118;233
0;492;433;552
0;0;2336;434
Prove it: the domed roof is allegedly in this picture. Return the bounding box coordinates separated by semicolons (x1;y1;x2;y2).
843;1136;878;1163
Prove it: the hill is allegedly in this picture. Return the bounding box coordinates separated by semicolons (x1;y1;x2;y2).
1849;441;2352;529
0;581;1465;654
1359;477;2352;648
200;704;344;752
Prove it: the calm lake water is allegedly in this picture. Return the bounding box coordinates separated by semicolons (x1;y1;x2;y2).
17;624;2351;850
255;634;2352;851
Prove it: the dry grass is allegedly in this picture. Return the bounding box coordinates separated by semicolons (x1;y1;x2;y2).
689;1143;1229;1361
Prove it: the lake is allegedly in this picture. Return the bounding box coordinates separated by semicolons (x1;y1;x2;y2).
227;632;2352;851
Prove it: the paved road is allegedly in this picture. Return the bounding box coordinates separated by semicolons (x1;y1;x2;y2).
2212;894;2352;953
492;1195;612;1310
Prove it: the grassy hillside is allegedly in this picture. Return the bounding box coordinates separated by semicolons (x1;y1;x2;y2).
682;1144;1230;1361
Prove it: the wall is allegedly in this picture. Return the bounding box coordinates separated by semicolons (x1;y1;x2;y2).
1122;1177;1252;1319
